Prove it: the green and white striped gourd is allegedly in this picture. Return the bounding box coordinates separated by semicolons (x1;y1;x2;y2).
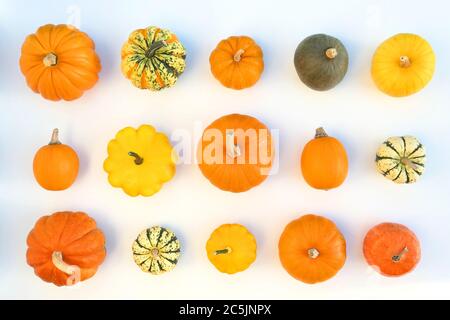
375;136;425;184
132;226;181;275
121;26;186;91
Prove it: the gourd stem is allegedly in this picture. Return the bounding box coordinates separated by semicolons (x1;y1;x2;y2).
145;40;167;58
325;48;338;59
400;56;411;68
226;131;241;158
307;248;320;259
43;52;58;67
51;251;81;286
400;157;418;171
214;247;232;255
151;248;160;258
49;128;61;145
315;127;328;138
128;152;144;165
234;49;245;62
392;247;408;263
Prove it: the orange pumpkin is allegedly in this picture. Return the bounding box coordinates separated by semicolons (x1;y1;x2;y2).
278;214;346;284
26;211;106;286
301;127;348;190
363;222;421;277
197;114;274;192
20;24;101;101
33;129;79;191
210;36;264;90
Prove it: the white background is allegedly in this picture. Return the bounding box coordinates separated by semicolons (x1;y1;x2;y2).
0;0;449;299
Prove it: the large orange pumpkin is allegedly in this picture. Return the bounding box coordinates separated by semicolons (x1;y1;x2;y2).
19;24;101;101
197;114;274;192
363;222;421;277
278;214;346;284
301;127;348;190
33;129;79;191
26;211;106;286
209;36;264;90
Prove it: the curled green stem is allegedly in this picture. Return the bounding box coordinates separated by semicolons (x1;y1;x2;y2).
145;40;167;58
128;152;144;165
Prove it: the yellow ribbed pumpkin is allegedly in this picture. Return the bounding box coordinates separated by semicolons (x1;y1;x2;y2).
206;224;257;274
371;33;435;97
103;125;176;197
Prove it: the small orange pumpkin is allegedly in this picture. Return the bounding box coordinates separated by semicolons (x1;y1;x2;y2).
197;114;274;192
363;222;421;277
26;211;106;286
33;129;79;191
20;24;101;101
278;214;346;284
301;127;348;190
210;36;264;90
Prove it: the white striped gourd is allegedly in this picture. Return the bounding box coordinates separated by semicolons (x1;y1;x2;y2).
375;136;425;184
132;226;181;275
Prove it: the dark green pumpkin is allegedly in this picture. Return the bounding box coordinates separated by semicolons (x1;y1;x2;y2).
294;34;348;91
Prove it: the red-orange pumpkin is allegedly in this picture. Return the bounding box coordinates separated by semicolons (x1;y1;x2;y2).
26;211;106;286
363;222;421;277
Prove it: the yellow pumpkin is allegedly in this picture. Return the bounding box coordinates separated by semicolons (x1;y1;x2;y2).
103;125;176;197
371;33;435;97
206;224;257;274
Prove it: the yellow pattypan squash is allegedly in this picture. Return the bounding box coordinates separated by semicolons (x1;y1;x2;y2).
103;125;176;197
371;33;435;97
206;224;257;274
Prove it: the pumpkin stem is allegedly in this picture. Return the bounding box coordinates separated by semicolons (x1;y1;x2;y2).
214;247;232;255
43;52;58;67
145;40;167;58
128;152;144;165
400;56;411;68
49;128;62;145
233;49;245;62
314;127;328;138
226;131;241;158
51;251;81;286
400;157;418;171
392;247;409;263
325;48;338;59
307;248;320;259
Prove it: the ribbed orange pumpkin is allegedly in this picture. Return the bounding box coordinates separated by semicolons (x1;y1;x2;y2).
26;211;106;286
197;114;274;192
19;24;101;101
279;214;346;284
210;36;264;90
